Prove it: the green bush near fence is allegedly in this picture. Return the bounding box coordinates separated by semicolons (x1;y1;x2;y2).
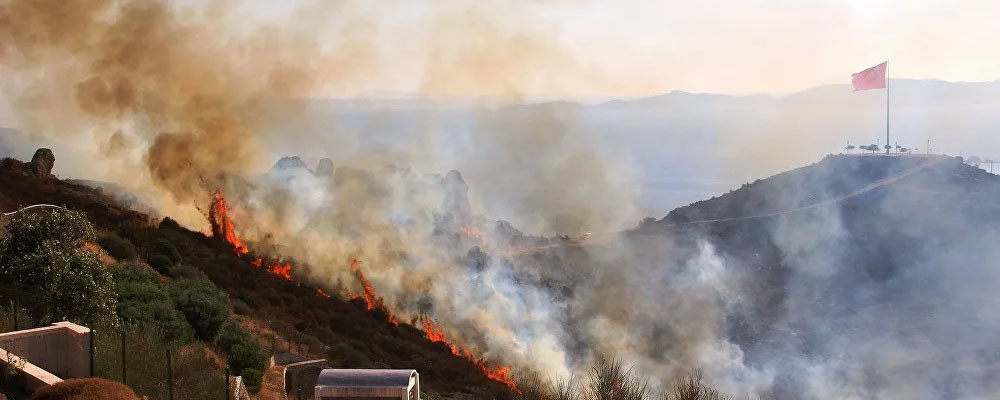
168;278;230;342
215;322;267;393
111;262;194;344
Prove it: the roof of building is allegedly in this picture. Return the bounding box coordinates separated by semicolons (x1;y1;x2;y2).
316;369;417;388
273;352;309;366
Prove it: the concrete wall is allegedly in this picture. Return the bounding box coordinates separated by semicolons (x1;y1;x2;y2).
285;359;327;399
0;321;92;388
0;347;61;391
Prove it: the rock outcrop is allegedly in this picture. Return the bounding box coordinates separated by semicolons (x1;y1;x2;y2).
315;158;334;176
29;148;55;178
271;156;309;172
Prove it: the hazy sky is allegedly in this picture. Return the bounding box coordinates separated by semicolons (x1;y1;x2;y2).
228;0;1000;98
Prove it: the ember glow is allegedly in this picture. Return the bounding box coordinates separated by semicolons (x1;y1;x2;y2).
209;190;249;255
421;316;519;391
248;257;293;281
461;225;487;246
316;288;331;298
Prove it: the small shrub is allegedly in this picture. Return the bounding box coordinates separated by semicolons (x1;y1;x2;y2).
661;371;732;400
96;234;137;261
112;262;194;343
168;264;208;280
586;357;648;400
169;278;230;341
326;342;372;368
216;322;267;393
147;254;173;275
241;367;264;392
232;299;252;315
158;217;182;231
147;238;182;264
31;378;139;400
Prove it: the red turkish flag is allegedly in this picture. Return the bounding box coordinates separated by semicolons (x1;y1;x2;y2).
852;62;887;91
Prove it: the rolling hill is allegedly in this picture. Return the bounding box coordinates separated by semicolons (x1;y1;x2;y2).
512;154;1000;399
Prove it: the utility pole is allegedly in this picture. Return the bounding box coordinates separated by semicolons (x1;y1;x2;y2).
886;63;890;154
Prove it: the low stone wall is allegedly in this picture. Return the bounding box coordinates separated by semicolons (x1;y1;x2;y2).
0;321;92;391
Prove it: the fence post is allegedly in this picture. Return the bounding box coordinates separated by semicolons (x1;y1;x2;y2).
225;367;231;400
166;348;173;400
89;320;95;377
11;300;16;331
120;329;126;384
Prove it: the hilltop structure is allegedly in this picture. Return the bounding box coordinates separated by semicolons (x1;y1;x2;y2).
315;369;420;400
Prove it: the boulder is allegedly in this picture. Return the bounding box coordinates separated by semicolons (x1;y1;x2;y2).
315;158;334;176
271;156;309;172
29;148;55;177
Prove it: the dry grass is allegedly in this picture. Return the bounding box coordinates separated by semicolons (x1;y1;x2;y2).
586;357;648;400
31;378;138;400
661;371;732;400
514;362;746;400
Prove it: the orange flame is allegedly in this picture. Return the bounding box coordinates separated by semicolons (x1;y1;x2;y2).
316;288;331;298
349;260;399;326
251;257;293;281
209;190;248;255
461;225;487;246
420;316;519;391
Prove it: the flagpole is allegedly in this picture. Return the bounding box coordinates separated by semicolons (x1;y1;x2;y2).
885;60;890;155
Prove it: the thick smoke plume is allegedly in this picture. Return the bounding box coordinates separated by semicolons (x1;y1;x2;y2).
5;2;998;400
0;0;637;388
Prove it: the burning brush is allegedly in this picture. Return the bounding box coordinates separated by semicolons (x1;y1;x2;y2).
207;190;519;391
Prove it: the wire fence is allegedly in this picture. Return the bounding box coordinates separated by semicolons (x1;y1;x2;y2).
0;288;252;400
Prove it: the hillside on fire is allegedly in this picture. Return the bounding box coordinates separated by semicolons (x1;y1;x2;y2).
0;154;521;399
4;148;1000;399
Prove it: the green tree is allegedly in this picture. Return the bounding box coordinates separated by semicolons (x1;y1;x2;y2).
96;234;137;261
147;238;182;264
169;278;230;341
216;321;268;393
147;254;173;275
112;262;194;343
0;209;117;324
